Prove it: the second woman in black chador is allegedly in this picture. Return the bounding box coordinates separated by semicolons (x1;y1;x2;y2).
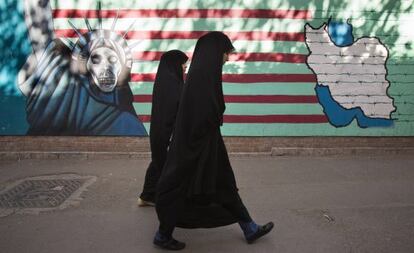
139;50;188;206
153;32;273;251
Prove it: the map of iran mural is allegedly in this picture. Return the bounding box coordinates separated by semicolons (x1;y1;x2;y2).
1;0;413;136
305;21;396;128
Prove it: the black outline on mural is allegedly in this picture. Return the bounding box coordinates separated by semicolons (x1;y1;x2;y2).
303;18;397;129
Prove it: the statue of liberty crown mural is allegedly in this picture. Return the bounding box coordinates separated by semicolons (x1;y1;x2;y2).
18;0;147;136
67;3;138;93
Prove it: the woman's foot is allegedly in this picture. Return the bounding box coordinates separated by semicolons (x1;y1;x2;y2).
137;197;155;207
245;222;274;244
153;232;186;250
239;221;274;244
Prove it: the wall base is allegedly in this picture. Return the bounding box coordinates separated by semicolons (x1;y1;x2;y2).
1;136;414;159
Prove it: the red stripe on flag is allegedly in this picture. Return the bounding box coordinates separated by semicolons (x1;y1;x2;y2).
53;9;312;19
133;95;319;104
130;73;316;83
229;52;307;63
138;115;152;122
133;51;166;61
224;115;328;123
225;95;318;103
131;73;316;83
138;115;327;123
221;74;316;83
55;29;305;41
131;73;157;82
133;51;307;63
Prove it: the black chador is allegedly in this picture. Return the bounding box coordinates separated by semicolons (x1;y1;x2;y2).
153;32;273;251
139;50;188;205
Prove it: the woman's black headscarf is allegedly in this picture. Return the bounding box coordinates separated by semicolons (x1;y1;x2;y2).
188;32;234;128
150;50;188;138
176;32;234;150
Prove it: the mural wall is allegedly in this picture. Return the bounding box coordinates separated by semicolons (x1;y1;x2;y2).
1;0;413;136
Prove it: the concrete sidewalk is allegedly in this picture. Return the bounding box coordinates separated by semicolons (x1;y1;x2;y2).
0;156;413;253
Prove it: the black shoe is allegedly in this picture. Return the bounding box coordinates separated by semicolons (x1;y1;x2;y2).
153;237;186;251
246;222;274;244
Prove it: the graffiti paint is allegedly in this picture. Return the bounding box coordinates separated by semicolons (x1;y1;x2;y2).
1;0;413;136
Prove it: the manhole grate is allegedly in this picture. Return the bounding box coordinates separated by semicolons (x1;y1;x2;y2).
0;179;86;208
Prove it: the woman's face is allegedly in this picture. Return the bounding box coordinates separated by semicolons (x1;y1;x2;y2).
182;61;188;74
223;49;234;64
223;53;230;64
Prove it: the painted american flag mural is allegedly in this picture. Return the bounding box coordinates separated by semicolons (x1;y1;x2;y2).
51;0;326;136
4;0;414;136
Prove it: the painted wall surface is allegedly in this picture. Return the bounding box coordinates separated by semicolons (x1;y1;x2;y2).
0;0;31;134
1;0;413;136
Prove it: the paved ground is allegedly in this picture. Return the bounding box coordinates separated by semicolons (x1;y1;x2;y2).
0;155;413;253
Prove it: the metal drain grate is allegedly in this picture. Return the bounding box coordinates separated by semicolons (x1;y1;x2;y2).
0;179;85;208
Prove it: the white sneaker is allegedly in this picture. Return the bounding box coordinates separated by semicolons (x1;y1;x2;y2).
137;197;155;207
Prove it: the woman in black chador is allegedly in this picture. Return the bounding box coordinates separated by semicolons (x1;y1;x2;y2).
139;50;189;206
153;32;273;250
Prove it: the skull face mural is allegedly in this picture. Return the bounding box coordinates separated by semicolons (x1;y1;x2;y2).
17;1;147;136
71;29;133;92
87;46;122;92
